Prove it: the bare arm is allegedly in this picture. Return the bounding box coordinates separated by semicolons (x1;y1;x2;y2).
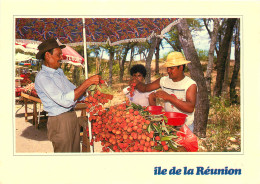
148;92;156;106
133;78;161;92
155;84;197;113
74;75;101;101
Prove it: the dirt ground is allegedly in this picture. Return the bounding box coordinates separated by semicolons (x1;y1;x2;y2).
15;102;53;153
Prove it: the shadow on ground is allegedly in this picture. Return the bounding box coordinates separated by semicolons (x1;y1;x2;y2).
15;112;26;118
19;119;49;141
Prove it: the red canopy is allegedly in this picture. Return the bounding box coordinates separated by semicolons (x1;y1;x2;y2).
16;18;180;45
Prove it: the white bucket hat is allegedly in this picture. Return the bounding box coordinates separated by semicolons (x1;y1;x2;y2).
163;52;191;67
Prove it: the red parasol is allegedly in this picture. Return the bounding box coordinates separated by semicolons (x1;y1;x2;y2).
60;44;84;65
15;40;84;66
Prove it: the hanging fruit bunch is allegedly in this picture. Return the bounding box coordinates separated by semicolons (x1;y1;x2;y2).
84;80;113;114
127;82;136;97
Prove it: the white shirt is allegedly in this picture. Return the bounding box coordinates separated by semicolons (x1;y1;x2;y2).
160;76;197;126
123;86;152;107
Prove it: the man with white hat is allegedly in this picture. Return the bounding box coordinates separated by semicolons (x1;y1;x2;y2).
132;52;197;132
35;38;101;152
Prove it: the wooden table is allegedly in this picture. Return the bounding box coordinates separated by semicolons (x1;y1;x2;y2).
21;92;87;128
21;92;43;128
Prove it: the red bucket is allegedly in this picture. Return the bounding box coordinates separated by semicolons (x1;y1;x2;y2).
146;106;163;115
164;112;187;126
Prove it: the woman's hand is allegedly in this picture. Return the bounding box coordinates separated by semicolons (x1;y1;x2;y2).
129;78;140;88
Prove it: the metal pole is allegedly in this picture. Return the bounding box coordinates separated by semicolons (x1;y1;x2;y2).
82;18;93;153
83;18;89;79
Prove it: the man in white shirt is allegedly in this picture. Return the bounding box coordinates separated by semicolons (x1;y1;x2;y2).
131;52;197;132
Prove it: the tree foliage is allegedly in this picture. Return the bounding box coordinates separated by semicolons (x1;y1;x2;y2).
164;18;203;52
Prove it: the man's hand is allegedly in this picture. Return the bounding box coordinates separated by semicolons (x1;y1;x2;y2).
74;75;101;101
154;90;172;101
87;75;101;85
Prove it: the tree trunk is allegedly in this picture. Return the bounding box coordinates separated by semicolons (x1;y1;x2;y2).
205;18;219;95
72;66;80;86
155;37;162;75
119;45;130;82
145;37;157;84
95;55;99;73
100;49;104;71
108;51;114;87
213;18;237;97
128;47;134;73
177;18;209;138
230;21;240;104
221;35;233;98
164;36;182;52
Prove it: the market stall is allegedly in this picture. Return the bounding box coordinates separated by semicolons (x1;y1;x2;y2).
78;83;199;153
15;18;198;153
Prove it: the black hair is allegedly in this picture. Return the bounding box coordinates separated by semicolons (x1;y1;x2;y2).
177;64;186;71
130;64;147;78
42;48;54;60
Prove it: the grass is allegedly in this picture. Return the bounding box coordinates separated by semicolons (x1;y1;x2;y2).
198;96;241;152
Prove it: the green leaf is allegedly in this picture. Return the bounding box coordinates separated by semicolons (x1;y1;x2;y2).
150;123;155;132
131;103;143;110
150;117;164;122
126;106;133;110
161;120;169;135
160;135;178;141
150;123;157;133
163;115;168;123
153;145;163;151
152;123;161;134
168;141;178;151
96;85;102;92
91;91;95;96
141;111;150;116
167;126;178;132
147;123;151;133
88;85;96;91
